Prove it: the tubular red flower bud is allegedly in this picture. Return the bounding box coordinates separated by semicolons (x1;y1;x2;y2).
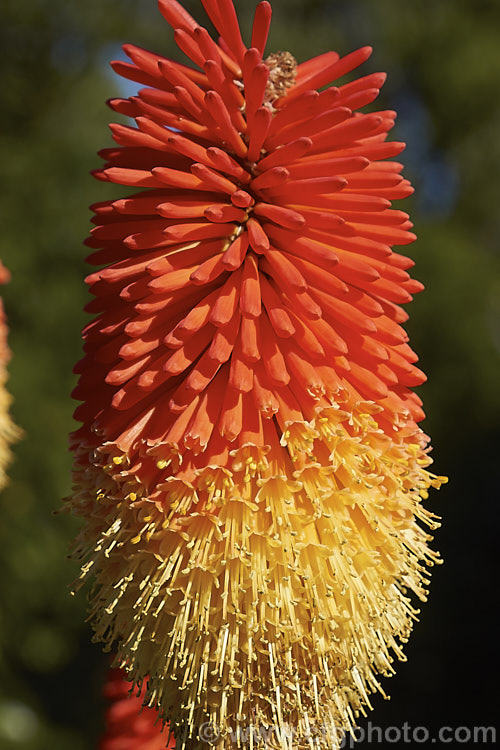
100;668;174;750
69;1;447;747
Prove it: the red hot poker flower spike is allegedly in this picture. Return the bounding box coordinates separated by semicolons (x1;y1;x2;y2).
69;1;447;747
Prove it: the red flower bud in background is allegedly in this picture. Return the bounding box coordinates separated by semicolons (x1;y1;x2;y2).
69;0;447;745
100;669;174;750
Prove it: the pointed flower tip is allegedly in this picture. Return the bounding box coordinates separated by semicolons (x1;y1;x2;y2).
354;45;374;65
158;0;197;31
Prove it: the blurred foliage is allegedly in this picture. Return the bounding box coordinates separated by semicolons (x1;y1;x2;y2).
0;0;499;747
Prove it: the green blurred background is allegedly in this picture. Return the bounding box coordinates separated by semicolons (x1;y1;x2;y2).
1;0;499;747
